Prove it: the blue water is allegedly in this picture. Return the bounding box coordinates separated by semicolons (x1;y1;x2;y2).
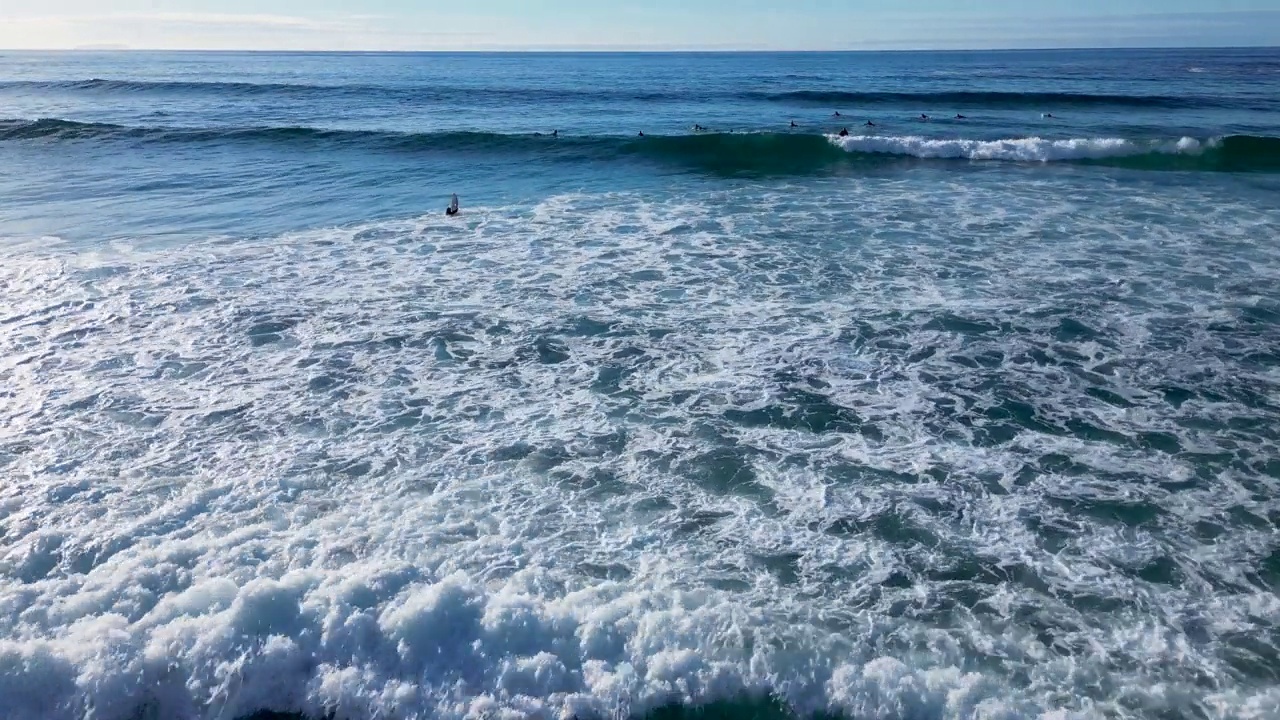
1;49;1279;720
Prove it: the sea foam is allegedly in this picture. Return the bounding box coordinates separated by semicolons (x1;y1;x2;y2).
829;134;1215;162
2;184;1279;720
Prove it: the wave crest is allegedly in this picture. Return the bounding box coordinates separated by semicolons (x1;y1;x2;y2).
3;119;1278;174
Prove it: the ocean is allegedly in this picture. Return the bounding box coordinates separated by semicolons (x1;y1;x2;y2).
0;48;1278;720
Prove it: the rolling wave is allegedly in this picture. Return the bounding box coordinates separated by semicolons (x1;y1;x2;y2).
1;79;1269;111
3;118;1278;174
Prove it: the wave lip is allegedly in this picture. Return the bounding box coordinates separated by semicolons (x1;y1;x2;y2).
829;133;1280;171
831;134;1195;161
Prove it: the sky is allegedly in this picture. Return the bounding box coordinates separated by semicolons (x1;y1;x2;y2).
0;0;1278;51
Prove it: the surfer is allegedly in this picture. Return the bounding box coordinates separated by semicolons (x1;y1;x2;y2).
833;111;842;117
954;114;967;119
920;114;930;121
552;129;558;137
445;193;459;217
838;128;849;137
864;120;876;127
693;124;706;132
790;120;798;128
1043;113;1056;119
638;131;645;137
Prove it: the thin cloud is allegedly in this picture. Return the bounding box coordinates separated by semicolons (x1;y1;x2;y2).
3;12;363;31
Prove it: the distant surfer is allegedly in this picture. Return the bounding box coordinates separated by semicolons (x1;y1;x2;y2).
1043;113;1056;119
954;114;967;119
919;114;929;121
790;120;798;128
692;124;706;131
445;193;459;217
864;120;876;127
552;129;558;137
833;111;842;117
638;131;645;137
838;128;849;137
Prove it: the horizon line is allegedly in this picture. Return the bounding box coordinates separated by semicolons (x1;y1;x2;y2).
4;43;1279;54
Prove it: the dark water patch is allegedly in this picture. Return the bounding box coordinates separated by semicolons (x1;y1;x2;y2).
1137;431;1183;455
1260;547;1280;591
1046;494;1164;528
523;445;573;473
201;403;253;425
374;407;425;433
674;509;734;535
306;374;342;392
826;507;939;547
825;462;924;488
1085;386;1135;408
1055;317;1104;343
553;467;634;500
1220;630;1280;682
578;561;633;581
924;313;1000;336
1240;303;1280;326
722;389;866;436
1133;555;1184;587
750;551;804;586
490;442;536;462
923;554;1008;586
592;364;636;396
983;398;1065;437
679;447;769;501
1065;418;1131;447
520;336;570;364
565;315;618;337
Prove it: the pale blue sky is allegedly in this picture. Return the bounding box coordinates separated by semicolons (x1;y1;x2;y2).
1;0;1277;50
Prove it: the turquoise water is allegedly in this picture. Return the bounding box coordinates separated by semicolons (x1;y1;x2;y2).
0;49;1279;720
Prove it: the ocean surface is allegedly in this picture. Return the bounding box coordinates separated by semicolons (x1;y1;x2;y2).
1;48;1279;720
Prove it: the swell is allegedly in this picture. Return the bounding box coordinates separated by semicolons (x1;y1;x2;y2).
1;79;1267;110
0;78;695;103
760;89;1256;110
4;118;1278;174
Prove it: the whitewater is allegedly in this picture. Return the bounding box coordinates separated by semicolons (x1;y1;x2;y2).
2;48;1279;720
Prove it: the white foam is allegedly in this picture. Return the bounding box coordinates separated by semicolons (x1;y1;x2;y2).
829;134;1214;162
1;182;1279;720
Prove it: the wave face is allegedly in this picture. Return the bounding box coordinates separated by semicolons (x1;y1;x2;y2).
4;119;1279;174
